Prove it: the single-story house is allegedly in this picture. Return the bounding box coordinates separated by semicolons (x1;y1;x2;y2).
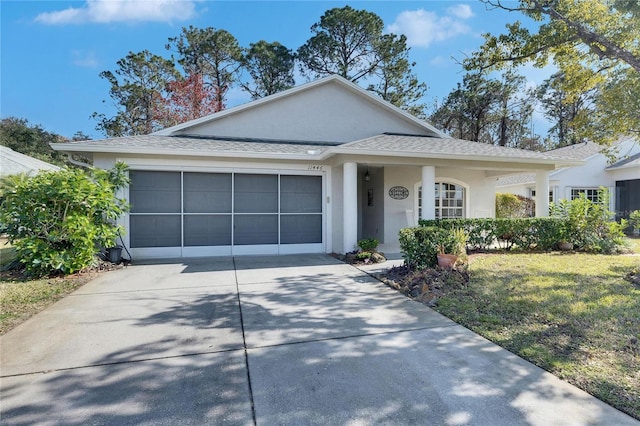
0;146;61;177
496;138;640;218
52;75;581;259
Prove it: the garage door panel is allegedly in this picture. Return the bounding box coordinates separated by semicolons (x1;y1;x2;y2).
130;215;181;248
184;215;232;246
184;173;232;213
281;214;322;244
234;215;278;245
280;176;322;213
234;174;278;213
130;171;181;214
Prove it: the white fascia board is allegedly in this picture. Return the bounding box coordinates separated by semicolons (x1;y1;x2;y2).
51;143;326;161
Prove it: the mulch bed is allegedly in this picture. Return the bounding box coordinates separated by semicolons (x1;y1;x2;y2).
0;257;126;282
374;264;469;307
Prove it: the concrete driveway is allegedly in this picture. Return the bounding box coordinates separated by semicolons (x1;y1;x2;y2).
1;255;637;425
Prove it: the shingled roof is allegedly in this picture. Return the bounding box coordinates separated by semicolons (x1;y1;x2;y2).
0;146;60;176
52;133;582;167
335;134;576;164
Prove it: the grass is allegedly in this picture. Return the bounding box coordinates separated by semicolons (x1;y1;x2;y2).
0;237;95;334
433;239;640;419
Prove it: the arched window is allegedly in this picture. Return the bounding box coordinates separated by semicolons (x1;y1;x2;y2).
418;182;466;219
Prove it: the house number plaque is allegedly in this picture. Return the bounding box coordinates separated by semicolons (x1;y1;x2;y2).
388;186;409;200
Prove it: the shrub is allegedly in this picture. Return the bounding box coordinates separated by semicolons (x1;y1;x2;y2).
399;226;445;270
419;218;565;251
550;189;626;253
0;163;129;276
399;226;467;270
495;193;534;218
629;210;640;235
358;238;379;252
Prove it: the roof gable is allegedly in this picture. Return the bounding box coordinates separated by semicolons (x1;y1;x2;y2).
153;75;445;143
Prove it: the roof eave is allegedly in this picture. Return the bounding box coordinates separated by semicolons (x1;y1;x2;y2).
51;143;325;161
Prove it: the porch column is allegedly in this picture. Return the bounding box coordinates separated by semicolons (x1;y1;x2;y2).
343;162;358;252
535;170;550;217
421;166;436;220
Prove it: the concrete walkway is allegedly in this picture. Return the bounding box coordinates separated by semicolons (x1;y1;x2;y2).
1;255;637;425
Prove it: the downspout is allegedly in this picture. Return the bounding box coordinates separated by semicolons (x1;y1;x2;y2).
65;153;92;168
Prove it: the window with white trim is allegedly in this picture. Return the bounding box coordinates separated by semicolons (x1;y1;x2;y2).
418;182;465;219
570;188;599;202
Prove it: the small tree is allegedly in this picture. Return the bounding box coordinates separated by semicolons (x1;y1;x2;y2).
0;163;130;276
496;193;535;218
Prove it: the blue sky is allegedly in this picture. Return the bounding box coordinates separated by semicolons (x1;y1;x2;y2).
1;1;552;140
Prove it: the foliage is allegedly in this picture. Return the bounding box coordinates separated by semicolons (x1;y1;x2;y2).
167;26;243;112
550;189;627;253
399;226;444;270
0;117;69;166
297;6;384;82
297;6;428;114
496;193;535;218
0;163;130;276
357;238;379;252
419;218;566;251
535;72;596;147
241;40;296;99
465;0;640;142
628;210;640;234
430;70;533;146
399;226;466;270
154;73;220;127
93;50;179;137
366;33;428;117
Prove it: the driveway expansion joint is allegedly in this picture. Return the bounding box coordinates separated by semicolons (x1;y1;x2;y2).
233;256;258;426
0;348;246;379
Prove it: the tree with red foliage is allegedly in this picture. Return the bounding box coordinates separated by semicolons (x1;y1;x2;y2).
155;73;221;127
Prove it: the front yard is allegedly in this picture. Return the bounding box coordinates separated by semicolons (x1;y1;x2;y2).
430;243;639;419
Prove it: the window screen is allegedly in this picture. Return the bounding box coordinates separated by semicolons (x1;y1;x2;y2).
130;171;181;213
184;172;232;213
184;215;232;246
280;175;322;213
281;214;322;244
234;174;278;213
234;214;278;245
130;215;181;248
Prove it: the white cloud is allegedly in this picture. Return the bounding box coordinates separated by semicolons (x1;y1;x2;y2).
447;4;474;19
72;50;99;68
387;7;472;48
35;0;196;25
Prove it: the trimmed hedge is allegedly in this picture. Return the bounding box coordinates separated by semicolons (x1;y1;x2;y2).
398;226;448;270
418;218;566;251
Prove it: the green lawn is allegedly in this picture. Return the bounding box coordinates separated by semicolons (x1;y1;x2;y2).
0;237;93;334
434;240;640;419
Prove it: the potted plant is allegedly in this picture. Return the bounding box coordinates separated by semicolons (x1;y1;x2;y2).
436;229;467;269
557;222;575;251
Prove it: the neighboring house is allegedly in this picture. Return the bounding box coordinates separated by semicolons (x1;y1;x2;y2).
0;146;60;177
52;75;580;259
496;138;640;218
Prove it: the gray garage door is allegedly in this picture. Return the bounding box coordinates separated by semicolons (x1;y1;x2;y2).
128;171;323;257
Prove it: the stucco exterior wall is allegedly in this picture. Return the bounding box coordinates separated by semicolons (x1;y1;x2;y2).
182;84;432;143
382;166;496;248
609;167;640;182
